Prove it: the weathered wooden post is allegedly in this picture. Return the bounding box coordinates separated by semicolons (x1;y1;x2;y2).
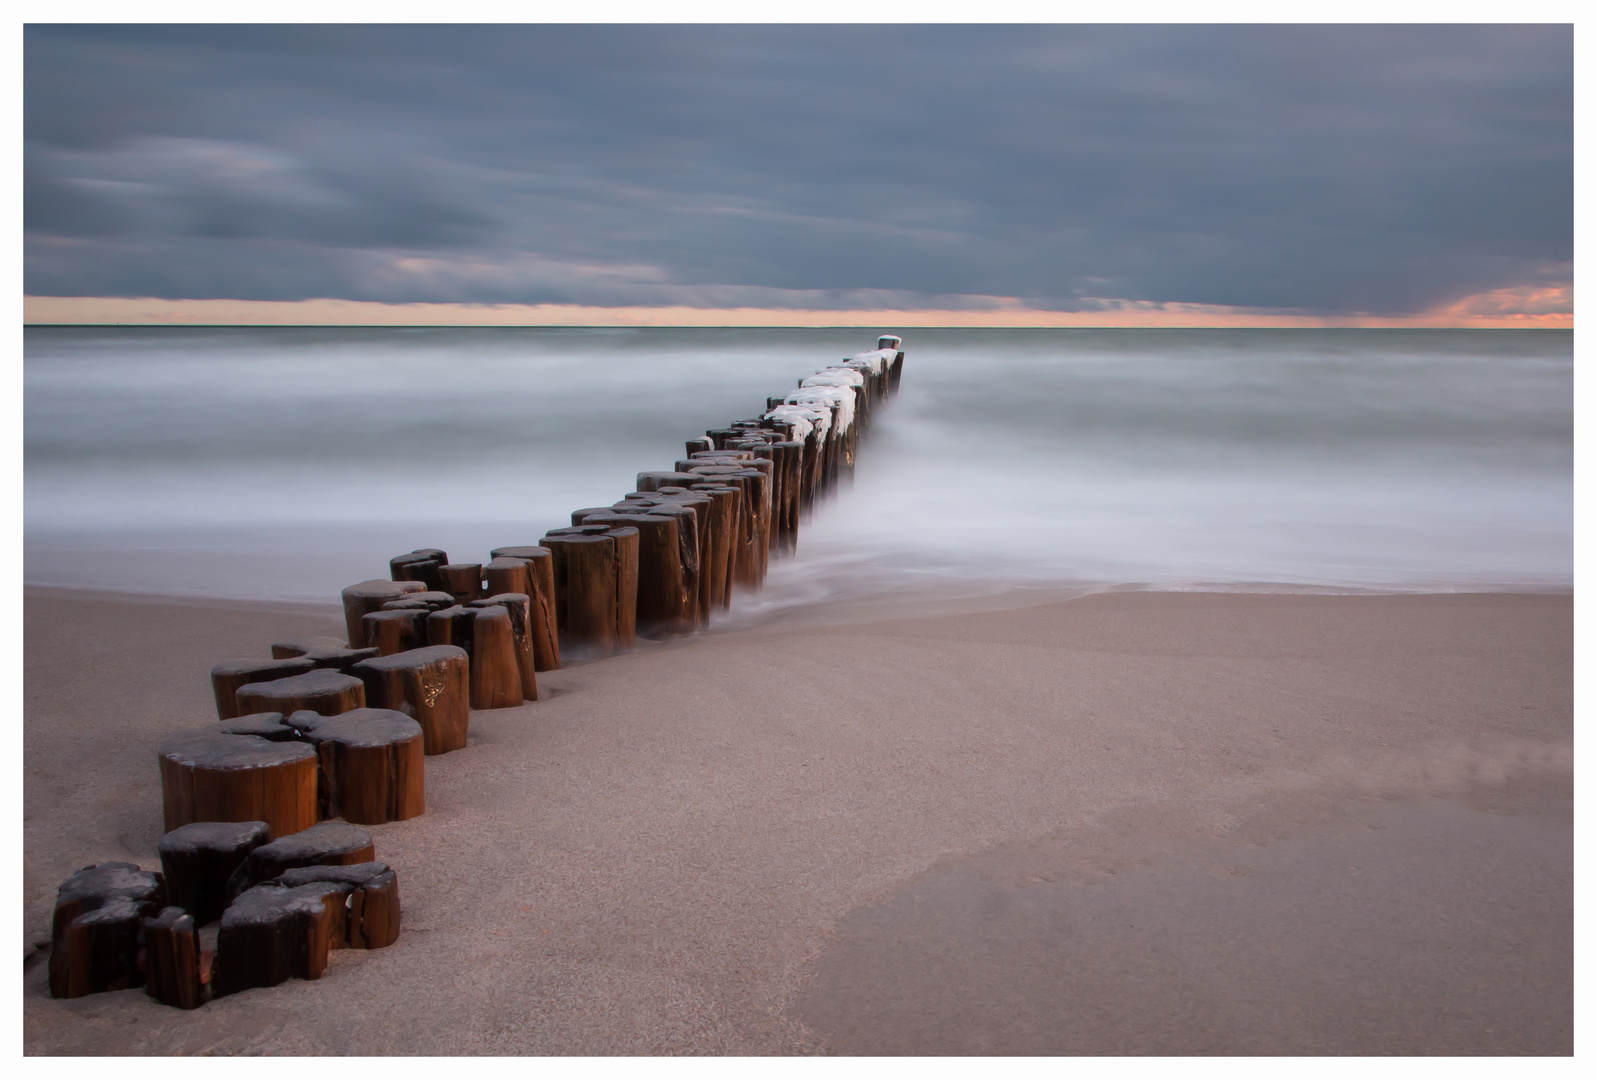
295;708;425;824
210;657;316;721
489;546;561;671
352;644;470;754
158;820;273;925
362;607;427;656
468;603;523;709
538;526;639;657
439;563;485;604
143;906;205;1008
235;669;366;718
389;549;448;591
469;592;537;701
157;730;318;840
341;579;427;648
48;862;166;999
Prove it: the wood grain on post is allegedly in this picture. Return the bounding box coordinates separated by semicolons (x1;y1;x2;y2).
143;906;205;1009
158;820;273;926
352;644;469;755
489;546;560;671
158;730;318;840
341;579;427;648
687;484;739;610
210;657;316;721
578;510;689;638
235;668;365;718
469;593;536;700
48;863;166;999
467;604;522;709
296;708;425;824
439;563;485;604
538;531;619;657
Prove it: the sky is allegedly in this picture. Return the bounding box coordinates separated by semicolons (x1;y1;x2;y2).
23;23;1574;325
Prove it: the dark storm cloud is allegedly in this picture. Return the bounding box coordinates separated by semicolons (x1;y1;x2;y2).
24;24;1572;314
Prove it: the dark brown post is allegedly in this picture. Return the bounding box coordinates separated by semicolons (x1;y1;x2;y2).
469;593;537;701
438;563;484;604
489;546;560;671
210;657;316;721
143;907;205;1009
49;863;166;999
362;608;427;656
157;730;319;840
341;579;427;648
158;820;273;926
538;530;619;657
352;644;470;755
235;669;365;718
299;708;425;824
468;603;523;709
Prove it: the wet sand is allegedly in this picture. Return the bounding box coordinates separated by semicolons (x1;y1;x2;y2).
22;585;1572;1054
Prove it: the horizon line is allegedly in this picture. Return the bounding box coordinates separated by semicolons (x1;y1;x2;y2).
22;295;1574;330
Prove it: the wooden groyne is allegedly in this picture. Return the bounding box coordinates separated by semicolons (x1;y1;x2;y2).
45;334;906;1007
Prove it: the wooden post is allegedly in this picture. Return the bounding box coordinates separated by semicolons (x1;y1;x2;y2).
468;604;522;709
158;730;318;840
210;657;316;721
298;708;425;824
223;821;376;901
158;820;273;926
469;593;536;701
212;881;349;996
381;590;457;611
352;644;470;755
341;580;427;648
361;608;427;656
269;639;380;671
234;669;365;718
143;906;205;1009
685;436;713;455
578;510;690;638
389;549;448;591
48;863;166;999
438;563;484;604
538;530;618;657
272;863;400;949
687;484;739;610
489;546;561;671
425;604;478;664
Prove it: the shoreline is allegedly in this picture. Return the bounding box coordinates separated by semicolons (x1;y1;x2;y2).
24;585;1572;1053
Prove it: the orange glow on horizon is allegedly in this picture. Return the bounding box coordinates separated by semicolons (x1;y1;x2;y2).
22;290;1573;329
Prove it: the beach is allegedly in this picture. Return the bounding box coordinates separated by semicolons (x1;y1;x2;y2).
22;583;1572;1054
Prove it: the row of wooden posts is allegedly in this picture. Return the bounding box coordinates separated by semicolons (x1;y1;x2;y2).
48;335;906;1008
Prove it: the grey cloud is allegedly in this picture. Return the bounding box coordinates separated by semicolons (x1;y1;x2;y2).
24;25;1572;315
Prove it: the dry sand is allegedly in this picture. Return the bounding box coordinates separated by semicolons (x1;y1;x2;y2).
22;584;1571;1055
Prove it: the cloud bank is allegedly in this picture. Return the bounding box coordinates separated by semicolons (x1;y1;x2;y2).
25;25;1573;320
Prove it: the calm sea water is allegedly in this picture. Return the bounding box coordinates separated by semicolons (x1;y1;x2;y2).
23;327;1572;614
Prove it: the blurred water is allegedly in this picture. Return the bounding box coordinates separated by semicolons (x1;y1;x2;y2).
24;326;1572;611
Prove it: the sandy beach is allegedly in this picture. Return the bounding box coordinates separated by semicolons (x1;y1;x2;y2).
22;584;1572;1055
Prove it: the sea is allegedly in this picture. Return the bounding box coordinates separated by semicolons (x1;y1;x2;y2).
23;326;1573;620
